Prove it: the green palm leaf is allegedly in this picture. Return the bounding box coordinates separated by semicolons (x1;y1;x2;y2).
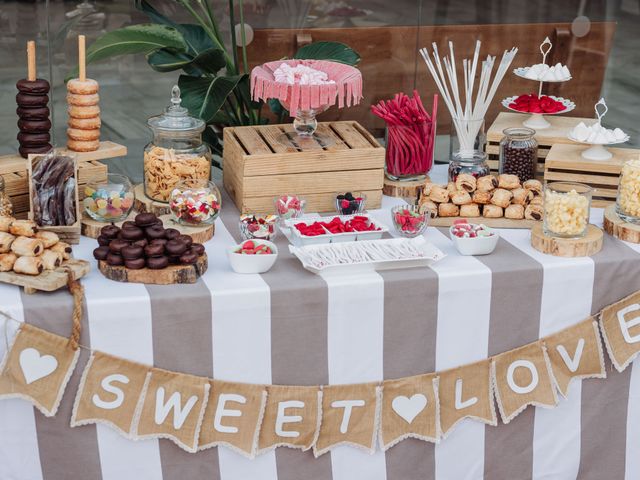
179;74;245;123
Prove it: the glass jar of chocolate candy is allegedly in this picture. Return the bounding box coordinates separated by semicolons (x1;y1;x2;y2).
499;128;538;182
144;85;211;203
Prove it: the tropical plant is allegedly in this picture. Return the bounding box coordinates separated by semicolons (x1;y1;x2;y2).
76;0;361;158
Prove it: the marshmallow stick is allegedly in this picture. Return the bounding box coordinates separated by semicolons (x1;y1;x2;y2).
78;35;86;82
27;40;36;81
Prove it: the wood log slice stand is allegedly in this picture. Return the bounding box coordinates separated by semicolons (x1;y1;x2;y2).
530;223;603;257
603;205;640;243
0;259;90;294
133;184;171;217
98;254;207;285
382;176;430;202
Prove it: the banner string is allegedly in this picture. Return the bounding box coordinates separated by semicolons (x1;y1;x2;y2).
0;312;92;353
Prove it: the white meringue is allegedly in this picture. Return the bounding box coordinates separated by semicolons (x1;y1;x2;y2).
570;122;628;144
523;62;571;81
273;63;336;86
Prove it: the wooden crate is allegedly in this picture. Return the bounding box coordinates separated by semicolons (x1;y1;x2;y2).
544;144;640;208
486;112;595;179
223;121;385;214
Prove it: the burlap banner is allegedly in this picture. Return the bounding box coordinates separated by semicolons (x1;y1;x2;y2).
0;289;632;455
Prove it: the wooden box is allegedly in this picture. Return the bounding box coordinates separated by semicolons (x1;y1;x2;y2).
544;144;640;208
486;112;594;179
223;121;385;213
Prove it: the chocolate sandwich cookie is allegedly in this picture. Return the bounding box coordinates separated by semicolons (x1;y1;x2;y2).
177;235;193;248
16;106;50;120
122;221;137;230
106;253;124;266
190;243;205;256
16;78;50;94
18;119;51;133
179;252;198;265
147;255;169;270
150;238;167;248
120;226;144;241
93;246;110;261
135;212;157;228
108;239;129;254
125;258;146;270
145;225;166;240
16;93;49;107
17;132;50;146
166;239;187;256
97;235;111;247
100;225;120;239
132;238;148;249
164;228;180;240
121;245;144;260
144;243;164;257
19;144;52;158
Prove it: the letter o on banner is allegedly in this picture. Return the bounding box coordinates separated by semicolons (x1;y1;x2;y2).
506;360;539;394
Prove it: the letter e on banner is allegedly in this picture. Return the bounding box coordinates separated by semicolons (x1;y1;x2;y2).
600;291;640;372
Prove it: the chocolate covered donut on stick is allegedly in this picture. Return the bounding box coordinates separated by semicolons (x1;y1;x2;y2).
67;35;101;152
16;41;52;158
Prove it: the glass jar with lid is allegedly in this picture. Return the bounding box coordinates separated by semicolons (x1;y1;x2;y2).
499;127;538;182
144;85;211;203
448;117;491;181
616;159;640;224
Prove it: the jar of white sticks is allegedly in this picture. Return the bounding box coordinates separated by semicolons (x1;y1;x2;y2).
448;117;490;181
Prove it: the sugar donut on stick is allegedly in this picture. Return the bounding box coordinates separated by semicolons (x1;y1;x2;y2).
67;93;99;106
67;104;100;119
67;128;100;141
67;139;100;152
67;78;99;95
68;116;101;130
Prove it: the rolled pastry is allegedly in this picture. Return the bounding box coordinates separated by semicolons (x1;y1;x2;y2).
472;191;492;205
525;204;543;220
446;182;457;196
498;174;520;190
13;256;43;276
0;253;17;272
35;230;60;248
41;249;62;270
477;175;498;192
50;241;72;260
0;216;14;232
422;183;434;197
9;220;37;237
429;185;450;204
523;179;543;196
0;232;16;253
456;173;477;193
11;236;44;257
460;203;481;217
483;205;504;218
490;188;513;208
451;191;473;206
438;203;459;217
505;204;525;219
419;199;438;218
511;188;532;206
529;196;544;207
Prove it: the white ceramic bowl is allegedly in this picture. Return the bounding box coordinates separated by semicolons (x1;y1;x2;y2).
227;239;278;274
449;225;500;256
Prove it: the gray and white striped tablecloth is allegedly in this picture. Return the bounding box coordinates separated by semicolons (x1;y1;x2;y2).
2;168;640;480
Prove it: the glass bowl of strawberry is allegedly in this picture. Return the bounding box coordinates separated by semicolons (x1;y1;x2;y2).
335;192;366;215
391;205;429;237
239;214;278;241
274;194;306;222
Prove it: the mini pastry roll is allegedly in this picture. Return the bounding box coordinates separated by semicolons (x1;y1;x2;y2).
460;203;481;217
505;204;525;219
0;232;16;253
0;216;14;232
0;253;17;272
525;204;543;220
446;182;457;196
490;188;513;208
483;204;504;218
9;220;37;237
523;179;543;196
35;231;59;248
13;256;43;276
50;241;72;260
456;173;477;192
451;191;473;205
529;196;544;207
41;249;62;270
429;185;450;203
472;191;492;205
11;236;44;257
419;199;438;218
511;188;532;206
477;175;498;192
439;203;459;217
498;174;520;190
422;183;434;197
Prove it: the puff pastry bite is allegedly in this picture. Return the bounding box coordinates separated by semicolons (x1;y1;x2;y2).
511;188;532;206
0;253;17;272
490;188;513;208
498;174;520;190
477;175;498;192
523;179;543;196
456;174;477;193
505;204;525;219
0;216;14;233
451;191;473;205
439;203;460;217
13;256;43;275
0;232;15;253
429;185;450;204
472;191;492;205
11;236;44;257
483;204;503;218
419;200;438;218
9;220;37;237
35;231;59;249
41;249;62;270
525;204;543;220
446;182;457;196
460;204;481;217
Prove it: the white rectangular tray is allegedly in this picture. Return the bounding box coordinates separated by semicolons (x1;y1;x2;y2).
285;214;388;246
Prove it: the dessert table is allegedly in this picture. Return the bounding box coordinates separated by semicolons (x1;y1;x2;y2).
1;166;640;480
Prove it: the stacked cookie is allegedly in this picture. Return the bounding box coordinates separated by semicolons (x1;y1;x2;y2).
66;78;101;152
419;174;544;220
16;78;52;158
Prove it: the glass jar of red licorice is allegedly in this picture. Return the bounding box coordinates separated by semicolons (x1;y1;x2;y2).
385;123;434;181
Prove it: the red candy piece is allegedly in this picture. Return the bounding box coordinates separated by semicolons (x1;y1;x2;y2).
294;216;380;237
509;93;565;114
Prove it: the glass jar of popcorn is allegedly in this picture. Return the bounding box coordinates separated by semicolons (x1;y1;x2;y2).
616;159;640;224
543;182;592;238
144;85;211;203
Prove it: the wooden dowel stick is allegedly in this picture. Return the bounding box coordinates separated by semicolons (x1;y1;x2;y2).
27;41;36;81
78;35;86;81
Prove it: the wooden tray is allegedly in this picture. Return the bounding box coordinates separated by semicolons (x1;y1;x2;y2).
0;259;90;294
223;121;385;214
430;217;539;229
98;254;207;285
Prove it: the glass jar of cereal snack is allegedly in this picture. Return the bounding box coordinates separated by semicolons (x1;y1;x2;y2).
543;182;592;238
144;85;211;203
616;159;640;224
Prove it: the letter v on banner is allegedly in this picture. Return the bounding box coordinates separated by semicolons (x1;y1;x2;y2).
600;291;640;372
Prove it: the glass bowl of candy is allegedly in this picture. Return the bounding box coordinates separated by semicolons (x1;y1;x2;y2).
335;192;366;215
239;214;278;241
170;179;221;226
83;174;135;222
274;194;306;222
449;220;499;255
391;205;429;238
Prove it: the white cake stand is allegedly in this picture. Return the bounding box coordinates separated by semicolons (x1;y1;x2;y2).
502;95;576;129
567;134;630;161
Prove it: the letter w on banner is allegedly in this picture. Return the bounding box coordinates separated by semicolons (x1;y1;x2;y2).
600;290;640;372
0;323;80;417
492;340;558;424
